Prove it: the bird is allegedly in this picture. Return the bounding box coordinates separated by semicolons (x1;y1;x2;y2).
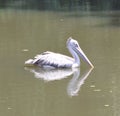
24;37;94;69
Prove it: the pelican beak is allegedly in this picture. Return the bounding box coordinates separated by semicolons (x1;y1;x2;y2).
76;47;94;68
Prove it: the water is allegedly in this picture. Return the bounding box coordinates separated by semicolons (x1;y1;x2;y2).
0;9;120;116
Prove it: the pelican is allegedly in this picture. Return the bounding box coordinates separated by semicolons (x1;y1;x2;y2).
25;37;94;68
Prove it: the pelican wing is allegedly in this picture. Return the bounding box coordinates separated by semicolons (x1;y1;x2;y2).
33;51;74;68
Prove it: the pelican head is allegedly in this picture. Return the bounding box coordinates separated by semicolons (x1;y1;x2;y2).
67;37;94;68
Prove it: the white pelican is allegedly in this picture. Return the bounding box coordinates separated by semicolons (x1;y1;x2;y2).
25;37;94;68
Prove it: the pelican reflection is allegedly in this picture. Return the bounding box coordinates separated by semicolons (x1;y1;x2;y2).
67;68;93;96
25;67;93;97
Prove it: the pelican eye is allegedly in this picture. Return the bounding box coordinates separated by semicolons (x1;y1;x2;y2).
74;43;79;47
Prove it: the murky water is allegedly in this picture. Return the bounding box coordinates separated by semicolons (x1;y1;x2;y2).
0;9;120;116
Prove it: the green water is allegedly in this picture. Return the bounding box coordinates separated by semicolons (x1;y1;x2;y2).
0;9;120;116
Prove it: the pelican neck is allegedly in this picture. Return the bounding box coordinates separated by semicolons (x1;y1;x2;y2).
67;46;80;66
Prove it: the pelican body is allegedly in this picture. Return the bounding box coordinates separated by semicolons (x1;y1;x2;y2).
25;37;94;68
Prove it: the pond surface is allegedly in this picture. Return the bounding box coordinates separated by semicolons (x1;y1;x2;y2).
0;9;120;116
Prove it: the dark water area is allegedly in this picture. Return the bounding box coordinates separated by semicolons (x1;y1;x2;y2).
0;1;120;116
1;0;120;11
